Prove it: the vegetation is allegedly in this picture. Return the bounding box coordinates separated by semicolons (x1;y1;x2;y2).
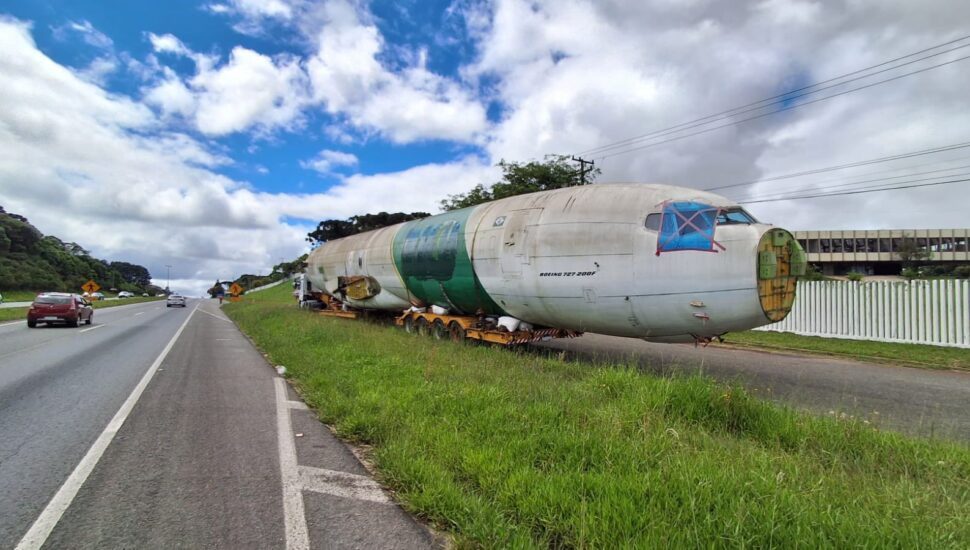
306;212;430;246
224;284;970;548
722;331;970;371
845;271;864;282
208;254;308;297
440;155;600;211
0;206;159;294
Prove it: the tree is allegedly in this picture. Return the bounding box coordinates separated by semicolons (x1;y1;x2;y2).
895;236;932;273
440;155;600;211
306;212;430;246
110;261;152;287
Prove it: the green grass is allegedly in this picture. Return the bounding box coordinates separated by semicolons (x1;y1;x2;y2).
722;330;970;371
0;290;42;302
226;285;970;548
0;295;164;323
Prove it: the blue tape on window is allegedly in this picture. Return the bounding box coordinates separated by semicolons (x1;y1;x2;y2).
656;201;724;255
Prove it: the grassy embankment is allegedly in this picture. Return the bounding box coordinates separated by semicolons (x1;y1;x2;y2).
225;284;969;548
0;295;164;323
722;331;970;372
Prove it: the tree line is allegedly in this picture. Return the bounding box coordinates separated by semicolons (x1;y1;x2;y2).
0;206;160;293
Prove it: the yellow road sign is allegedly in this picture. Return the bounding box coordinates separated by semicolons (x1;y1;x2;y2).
229;283;244;296
81;280;100;294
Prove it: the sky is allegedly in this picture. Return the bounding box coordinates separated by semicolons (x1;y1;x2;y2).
0;0;968;296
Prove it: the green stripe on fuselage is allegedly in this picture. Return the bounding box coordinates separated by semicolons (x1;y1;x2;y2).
392;207;504;315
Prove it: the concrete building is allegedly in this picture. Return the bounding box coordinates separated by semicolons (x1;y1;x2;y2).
793;229;970;276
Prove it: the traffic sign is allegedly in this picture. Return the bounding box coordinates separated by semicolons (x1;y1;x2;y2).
229;283;244;296
81;280;100;294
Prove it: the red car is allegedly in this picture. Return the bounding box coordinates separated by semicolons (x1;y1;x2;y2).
27;293;94;328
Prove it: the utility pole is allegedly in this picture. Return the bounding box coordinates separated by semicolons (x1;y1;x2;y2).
165;264;172;294
571;156;595;184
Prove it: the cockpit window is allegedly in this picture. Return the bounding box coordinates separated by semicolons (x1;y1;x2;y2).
716;207;758;225
644;213;661;231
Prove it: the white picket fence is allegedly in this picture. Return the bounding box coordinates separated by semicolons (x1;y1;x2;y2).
755;280;970;348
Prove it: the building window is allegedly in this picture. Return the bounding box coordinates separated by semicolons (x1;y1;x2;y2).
807;239;820;253
820;239;831;253
832;239;843;253
856;238;867;252
844;239;855;253
955;237;967;252
917;237;929;250
892;238;903;252
867;238;877;253
879;238;891;253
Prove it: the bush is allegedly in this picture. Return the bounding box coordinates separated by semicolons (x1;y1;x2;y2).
846;271;864;282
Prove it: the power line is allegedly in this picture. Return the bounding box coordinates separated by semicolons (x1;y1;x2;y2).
578;35;970;158
594;54;970;161
730;164;970;202
739;176;970;204
704;140;970;192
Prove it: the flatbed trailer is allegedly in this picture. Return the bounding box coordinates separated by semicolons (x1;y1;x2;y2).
395;310;582;346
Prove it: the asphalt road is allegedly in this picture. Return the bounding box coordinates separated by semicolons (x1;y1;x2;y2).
3;299;434;549
538;333;970;441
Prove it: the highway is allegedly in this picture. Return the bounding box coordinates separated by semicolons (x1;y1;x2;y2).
1;299;432;549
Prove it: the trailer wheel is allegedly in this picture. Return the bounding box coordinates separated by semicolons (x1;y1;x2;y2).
448;322;466;344
403;315;417;334
431;319;448;340
416;317;431;337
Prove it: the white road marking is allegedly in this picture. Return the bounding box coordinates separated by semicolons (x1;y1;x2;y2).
198;308;234;323
0;320;21;328
287;401;309;410
298;466;390;504
134;312;144;316
15;303;199;550
79;325;103;334
275;377;310;550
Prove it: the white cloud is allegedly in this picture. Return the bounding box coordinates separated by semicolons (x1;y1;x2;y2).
190;47;310;135
459;0;970;229
52;19;114;49
301;149;358;175
147;32;191;56
304;0;488;143
76;55;118;85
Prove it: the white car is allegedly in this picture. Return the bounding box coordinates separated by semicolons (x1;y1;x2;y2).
117;291;134;298
166;294;187;308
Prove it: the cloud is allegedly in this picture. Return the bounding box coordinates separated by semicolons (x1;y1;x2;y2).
301;149;358;175
0;17;497;296
305;0;488;143
52;19;114;49
141;37;311;136
458;0;970;229
147;32;191;56
190;47;310;136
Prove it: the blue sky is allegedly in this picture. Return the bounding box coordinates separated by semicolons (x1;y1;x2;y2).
2;0;486;197
0;0;967;295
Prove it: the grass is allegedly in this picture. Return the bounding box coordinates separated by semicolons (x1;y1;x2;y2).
0;295;164;323
225;285;970;548
0;290;43;302
722;330;970;371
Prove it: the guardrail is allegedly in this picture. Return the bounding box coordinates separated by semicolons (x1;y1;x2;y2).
755;279;969;348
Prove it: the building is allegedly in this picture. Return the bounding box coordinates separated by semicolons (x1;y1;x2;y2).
793;229;970;276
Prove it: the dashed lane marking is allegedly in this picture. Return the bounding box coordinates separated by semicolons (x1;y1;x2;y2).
134;312;144;316
15;303;199;550
79;325;104;334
